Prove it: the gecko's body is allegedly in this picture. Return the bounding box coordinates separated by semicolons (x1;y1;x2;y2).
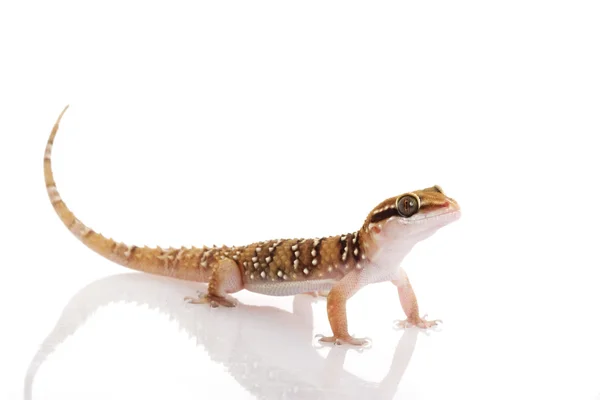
44;106;461;346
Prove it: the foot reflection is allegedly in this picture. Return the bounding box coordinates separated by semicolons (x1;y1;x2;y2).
25;273;419;399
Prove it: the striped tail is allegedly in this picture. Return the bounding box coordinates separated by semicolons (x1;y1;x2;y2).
43;106;210;282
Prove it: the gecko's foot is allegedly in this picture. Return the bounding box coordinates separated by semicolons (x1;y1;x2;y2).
184;293;238;308
316;334;371;347
394;314;442;329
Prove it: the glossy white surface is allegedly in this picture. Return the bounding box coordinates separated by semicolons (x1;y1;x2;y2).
2;0;599;399
9;248;600;400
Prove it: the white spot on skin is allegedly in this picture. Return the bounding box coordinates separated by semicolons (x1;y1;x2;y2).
252;257;258;262
356;263;363;269
260;271;266;279
265;256;272;263
253;262;259;268
250;273;254;279
256;247;262;252
277;270;283;277
340;234;349;262
233;255;238;260
47;185;62;203
243;261;248;268
310;238;320;266
283;274;288;280
327;266;333;272
353;248;359;256
124;245;134;258
291;244;298;251
293;259;299;268
44;143;53;159
303;268;309;275
69;219;88;236
294;251;300;257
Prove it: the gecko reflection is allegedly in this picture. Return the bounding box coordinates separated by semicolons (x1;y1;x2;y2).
24;273;419;400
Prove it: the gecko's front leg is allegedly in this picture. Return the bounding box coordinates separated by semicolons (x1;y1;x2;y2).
318;270;369;346
392;267;441;329
185;258;243;307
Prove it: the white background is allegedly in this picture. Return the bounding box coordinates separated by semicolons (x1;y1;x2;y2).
1;1;599;399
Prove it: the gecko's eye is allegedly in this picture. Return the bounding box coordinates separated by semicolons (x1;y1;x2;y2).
396;194;420;217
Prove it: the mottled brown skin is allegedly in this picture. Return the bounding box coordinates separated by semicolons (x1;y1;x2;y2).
235;234;363;283
44;106;460;346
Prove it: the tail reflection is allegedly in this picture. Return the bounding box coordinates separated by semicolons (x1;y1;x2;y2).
25;273;419;399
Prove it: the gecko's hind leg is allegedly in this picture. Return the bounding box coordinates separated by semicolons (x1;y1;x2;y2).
184;258;242;307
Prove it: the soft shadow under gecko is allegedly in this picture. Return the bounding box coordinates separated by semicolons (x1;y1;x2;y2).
24;273;420;400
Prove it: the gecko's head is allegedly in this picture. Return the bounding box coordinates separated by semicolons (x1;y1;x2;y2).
364;185;461;243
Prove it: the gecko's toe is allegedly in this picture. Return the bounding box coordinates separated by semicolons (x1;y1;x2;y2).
316;334;371;347
394;314;442;330
416;319;442;329
184;294;237;307
184;295;209;305
215;296;238;307
206;294;238;307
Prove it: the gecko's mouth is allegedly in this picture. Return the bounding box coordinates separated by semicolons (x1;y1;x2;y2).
396;209;461;225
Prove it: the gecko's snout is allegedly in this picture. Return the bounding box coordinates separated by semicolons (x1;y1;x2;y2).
447;197;460;212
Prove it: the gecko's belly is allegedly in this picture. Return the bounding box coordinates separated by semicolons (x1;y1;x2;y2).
244;279;337;296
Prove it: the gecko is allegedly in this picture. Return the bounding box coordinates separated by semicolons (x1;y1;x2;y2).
43;105;461;346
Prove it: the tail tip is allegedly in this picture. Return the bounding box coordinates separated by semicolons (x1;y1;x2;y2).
52;104;70;127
